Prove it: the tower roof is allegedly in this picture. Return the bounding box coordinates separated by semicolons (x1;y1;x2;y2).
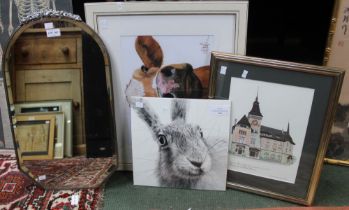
237;115;251;127
249;96;263;117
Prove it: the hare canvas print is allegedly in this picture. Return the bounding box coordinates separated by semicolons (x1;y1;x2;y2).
131;97;231;190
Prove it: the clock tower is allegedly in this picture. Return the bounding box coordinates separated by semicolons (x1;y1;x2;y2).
248;95;263;134
247;95;263;152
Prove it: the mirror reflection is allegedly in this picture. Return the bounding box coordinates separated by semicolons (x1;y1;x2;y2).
3;14;117;189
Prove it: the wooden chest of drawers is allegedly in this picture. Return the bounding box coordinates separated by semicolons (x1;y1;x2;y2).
12;28;86;155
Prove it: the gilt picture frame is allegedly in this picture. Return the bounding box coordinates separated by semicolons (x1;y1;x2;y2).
85;1;248;170
16;112;65;159
14;100;73;157
209;52;344;205
323;0;349;165
13;114;55;161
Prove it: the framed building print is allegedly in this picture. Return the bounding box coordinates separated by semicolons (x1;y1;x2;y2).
324;0;349;165
85;1;248;169
13;114;55;161
209;52;344;205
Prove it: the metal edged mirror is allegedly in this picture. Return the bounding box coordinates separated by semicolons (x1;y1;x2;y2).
2;11;117;190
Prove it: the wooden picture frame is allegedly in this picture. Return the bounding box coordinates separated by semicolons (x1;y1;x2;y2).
16;112;65;159
323;0;349;165
209;52;344;205
14;100;73;157
85;1;248;170
13;114;56;161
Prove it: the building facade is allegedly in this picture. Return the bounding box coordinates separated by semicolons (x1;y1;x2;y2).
231;96;295;164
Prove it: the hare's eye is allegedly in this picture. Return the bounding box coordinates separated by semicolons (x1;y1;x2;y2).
200;131;203;138
158;134;168;146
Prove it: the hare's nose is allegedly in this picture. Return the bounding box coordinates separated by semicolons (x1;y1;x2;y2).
190;160;203;168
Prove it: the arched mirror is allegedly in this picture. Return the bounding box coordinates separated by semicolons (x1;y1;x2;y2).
2;11;117;190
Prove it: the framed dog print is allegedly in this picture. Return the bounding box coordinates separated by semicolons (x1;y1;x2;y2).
85;1;248;169
323;0;349;165
209;52;344;205
13;114;55;161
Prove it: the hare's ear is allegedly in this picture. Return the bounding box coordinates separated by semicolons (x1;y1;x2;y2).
132;101;162;135
135;36;163;69
171;99;186;121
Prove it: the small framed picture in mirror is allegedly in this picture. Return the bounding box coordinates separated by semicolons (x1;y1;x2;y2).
13;114;56;161
16;112;65;159
14;100;73;157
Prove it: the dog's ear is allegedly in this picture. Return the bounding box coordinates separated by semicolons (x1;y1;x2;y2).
135;36;163;69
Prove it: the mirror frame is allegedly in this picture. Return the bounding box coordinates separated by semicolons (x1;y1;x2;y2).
2;10;118;189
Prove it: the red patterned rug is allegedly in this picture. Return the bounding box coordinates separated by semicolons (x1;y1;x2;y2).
23;157;114;189
0;150;104;210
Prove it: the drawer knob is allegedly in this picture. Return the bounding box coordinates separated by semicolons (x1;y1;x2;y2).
61;47;70;56
21;48;29;57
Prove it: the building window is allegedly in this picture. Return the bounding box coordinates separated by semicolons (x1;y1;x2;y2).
237;146;245;155
249;149;259;157
239;130;247;135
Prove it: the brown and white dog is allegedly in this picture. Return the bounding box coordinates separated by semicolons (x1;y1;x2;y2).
125;36;210;103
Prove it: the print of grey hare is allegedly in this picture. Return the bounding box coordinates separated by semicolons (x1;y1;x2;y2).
131;97;230;191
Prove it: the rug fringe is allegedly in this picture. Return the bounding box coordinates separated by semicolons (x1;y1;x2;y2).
96;185;105;210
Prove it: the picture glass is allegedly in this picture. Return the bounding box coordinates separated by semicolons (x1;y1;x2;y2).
15;121;50;155
131;97;231;190
229;77;314;183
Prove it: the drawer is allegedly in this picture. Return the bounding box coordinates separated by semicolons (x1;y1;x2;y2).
14;38;77;65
